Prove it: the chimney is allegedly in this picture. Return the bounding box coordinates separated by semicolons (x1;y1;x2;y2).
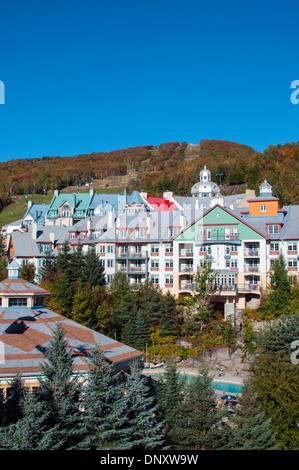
108;210;114;228
146;216;153;234
180;214;186;231
54;189;60;197
27;200;33;210
49;232;55;246
32;222;37;240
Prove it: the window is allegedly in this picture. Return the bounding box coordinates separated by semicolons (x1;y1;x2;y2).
107;245;114;253
76;210;83;216
106;274;114;284
151;260;159;269
260;204;267;213
151;244;159;254
80;232;86;239
168;227;178;237
99;259;105;267
135;228;145;238
288;243;297;252
165;259;173;269
62;205;71;217
107;260;114;268
70;232;76;239
99;245;105;254
165;244;173;254
288;259;297;268
268;224;279;234
165;275;173;285
150;275;159;285
118;229;127;238
270;242;279;252
9;298;27;307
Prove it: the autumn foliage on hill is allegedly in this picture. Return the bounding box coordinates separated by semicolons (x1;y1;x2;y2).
0;139;298;210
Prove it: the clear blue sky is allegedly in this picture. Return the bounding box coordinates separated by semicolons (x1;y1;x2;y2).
0;0;299;162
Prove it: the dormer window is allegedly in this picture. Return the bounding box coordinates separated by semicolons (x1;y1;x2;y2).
260;204;267;213
168;227;179;238
62;204;71;217
267;224;280;234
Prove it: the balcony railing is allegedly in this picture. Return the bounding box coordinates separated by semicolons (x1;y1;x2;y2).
116;249;148;259
245;266;260;273
244;249;260;257
179;250;194;257
197;234;239;242
179;266;194;273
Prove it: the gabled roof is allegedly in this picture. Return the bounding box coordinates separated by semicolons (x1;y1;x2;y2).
171;204;267;242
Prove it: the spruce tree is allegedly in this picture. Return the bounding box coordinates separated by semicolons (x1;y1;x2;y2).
79;343;123;450
69;242;85;287
4;372;26;425
40;250;57;282
56;240;72;274
175;367;231;450
0;233;7;281
155;358;187;445
37;322;83;450
230;380;277;450
107;366;166;450
82;244;105;288
2;389;61;450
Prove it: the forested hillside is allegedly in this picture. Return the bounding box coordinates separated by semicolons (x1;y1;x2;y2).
0;139;298;210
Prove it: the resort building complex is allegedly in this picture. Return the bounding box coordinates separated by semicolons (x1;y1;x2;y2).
2;169;298;318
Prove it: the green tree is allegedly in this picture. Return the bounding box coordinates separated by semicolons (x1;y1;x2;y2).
193;259;217;323
56;240;72;275
0;234;7;281
174;367;231;450
155;358;187;445
4;372;26;425
249;352;299;450
82;244;105;288
37;322;83;450
79;343;123;450
113;366;166;450
39;250;57;283
2;389;60;450
230;379;277;450
21;261;36;283
69;242;85;287
261;254;292;318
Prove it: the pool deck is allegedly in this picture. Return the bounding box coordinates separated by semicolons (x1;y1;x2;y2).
142;364;244;385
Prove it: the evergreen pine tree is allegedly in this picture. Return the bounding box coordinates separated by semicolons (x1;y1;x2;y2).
0;233;7;281
69;242;85;287
109;365;166;450
79;343;123;450
56;240;72;275
155;358;187;445
82;244;105;288
37;322;83;450
2;389;61;450
230;380;277;450
4;372;26;425
134;309;151;351
175;367;231;450
39;250;57;282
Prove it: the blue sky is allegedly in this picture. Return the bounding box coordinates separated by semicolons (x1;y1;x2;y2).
0;0;299;162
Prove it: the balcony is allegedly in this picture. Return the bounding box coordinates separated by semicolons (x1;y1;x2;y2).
245;266;260;273
179;265;194;273
244;249;260;257
179;249;194;257
197;234;240;242
237;283;260;292
116;249;148;259
179;282;197;291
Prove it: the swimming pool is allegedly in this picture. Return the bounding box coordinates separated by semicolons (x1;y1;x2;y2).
144;371;243;394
